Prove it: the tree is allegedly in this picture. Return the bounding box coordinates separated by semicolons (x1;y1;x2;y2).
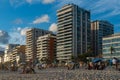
71;55;79;62
78;54;88;63
87;45;98;57
110;46;115;54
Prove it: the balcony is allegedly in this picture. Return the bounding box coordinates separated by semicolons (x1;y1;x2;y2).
57;5;72;13
58;15;72;20
57;8;72;16
58;19;72;25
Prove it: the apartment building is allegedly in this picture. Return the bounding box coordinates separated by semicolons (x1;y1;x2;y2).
10;45;26;64
37;34;56;63
91;20;114;55
57;4;91;62
4;44;19;63
26;28;52;62
103;33;120;59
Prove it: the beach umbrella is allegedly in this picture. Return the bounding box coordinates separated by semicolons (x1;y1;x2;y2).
92;58;103;63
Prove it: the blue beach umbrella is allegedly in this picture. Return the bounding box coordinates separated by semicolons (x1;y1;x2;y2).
92;58;103;63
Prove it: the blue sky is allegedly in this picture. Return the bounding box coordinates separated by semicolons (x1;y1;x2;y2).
0;0;120;50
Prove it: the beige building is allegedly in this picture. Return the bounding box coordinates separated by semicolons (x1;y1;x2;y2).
4;44;19;63
10;45;26;64
26;28;52;62
37;34;56;63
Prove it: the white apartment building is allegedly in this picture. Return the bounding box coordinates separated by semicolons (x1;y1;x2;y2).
103;33;120;59
57;4;91;62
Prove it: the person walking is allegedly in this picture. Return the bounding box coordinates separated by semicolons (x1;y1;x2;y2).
112;57;118;70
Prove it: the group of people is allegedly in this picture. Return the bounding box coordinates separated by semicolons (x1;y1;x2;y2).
87;62;105;70
87;57;119;70
6;57;119;74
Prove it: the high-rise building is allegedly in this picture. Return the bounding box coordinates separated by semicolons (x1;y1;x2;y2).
103;33;120;59
57;4;91;62
26;28;52;62
91;20;114;55
37;34;56;63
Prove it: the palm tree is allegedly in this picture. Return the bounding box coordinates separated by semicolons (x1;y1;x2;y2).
110;46;115;54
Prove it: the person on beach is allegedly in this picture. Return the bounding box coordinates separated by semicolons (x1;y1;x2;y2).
112;57;118;70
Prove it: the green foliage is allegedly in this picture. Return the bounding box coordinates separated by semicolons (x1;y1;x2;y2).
78;54;87;63
110;46;115;54
70;46;97;63
41;57;51;64
71;55;78;62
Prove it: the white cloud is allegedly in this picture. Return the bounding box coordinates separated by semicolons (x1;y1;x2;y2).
20;27;31;36
9;27;31;45
9;0;25;8
17;27;22;31
13;18;23;24
42;0;55;4
57;0;120;18
26;0;32;4
9;0;55;7
33;15;49;24
88;0;120;18
49;23;57;32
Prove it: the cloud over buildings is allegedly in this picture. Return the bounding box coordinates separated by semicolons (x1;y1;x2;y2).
0;30;10;44
9;27;30;45
49;23;57;33
20;27;31;36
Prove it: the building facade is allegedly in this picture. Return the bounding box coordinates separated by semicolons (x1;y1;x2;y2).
57;4;91;62
103;33;120;59
10;45;26;64
37;34;56;63
91;20;114;55
26;28;52;62
4;44;19;63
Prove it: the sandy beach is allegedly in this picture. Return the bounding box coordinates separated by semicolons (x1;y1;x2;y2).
0;67;120;80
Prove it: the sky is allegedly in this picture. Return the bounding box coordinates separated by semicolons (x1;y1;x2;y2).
0;0;120;50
